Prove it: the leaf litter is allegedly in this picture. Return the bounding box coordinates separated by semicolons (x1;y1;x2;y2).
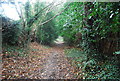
2;42;81;79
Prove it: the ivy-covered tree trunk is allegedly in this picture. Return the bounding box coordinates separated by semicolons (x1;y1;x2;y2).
83;2;95;57
95;3;120;56
83;2;120;57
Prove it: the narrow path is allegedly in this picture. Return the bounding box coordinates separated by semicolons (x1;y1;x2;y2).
28;42;75;79
2;41;76;79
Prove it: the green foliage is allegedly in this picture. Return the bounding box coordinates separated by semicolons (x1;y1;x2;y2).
58;2;120;54
65;48;85;58
82;2;120;56
61;2;120;79
83;59;120;79
65;48;88;67
65;48;120;79
24;1;31;21
2;44;28;57
81;2;120;79
36;12;58;45
33;1;45;14
57;2;84;46
1;15;21;45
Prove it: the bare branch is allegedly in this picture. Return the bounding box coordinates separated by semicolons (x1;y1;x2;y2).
27;2;55;27
46;2;63;14
14;2;22;18
39;3;71;26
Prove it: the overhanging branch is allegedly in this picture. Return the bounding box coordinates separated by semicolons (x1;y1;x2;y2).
39;3;71;26
27;2;55;27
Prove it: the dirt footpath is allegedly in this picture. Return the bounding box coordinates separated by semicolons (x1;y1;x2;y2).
28;42;75;79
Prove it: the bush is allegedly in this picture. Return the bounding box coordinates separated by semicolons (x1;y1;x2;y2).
36;12;58;45
1;15;20;45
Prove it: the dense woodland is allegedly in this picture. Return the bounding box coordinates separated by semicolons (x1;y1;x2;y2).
1;0;120;79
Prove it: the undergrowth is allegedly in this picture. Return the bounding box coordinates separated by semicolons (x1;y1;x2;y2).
2;45;29;58
65;48;120;79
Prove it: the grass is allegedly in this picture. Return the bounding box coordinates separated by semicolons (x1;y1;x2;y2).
64;48;87;63
65;48;84;57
